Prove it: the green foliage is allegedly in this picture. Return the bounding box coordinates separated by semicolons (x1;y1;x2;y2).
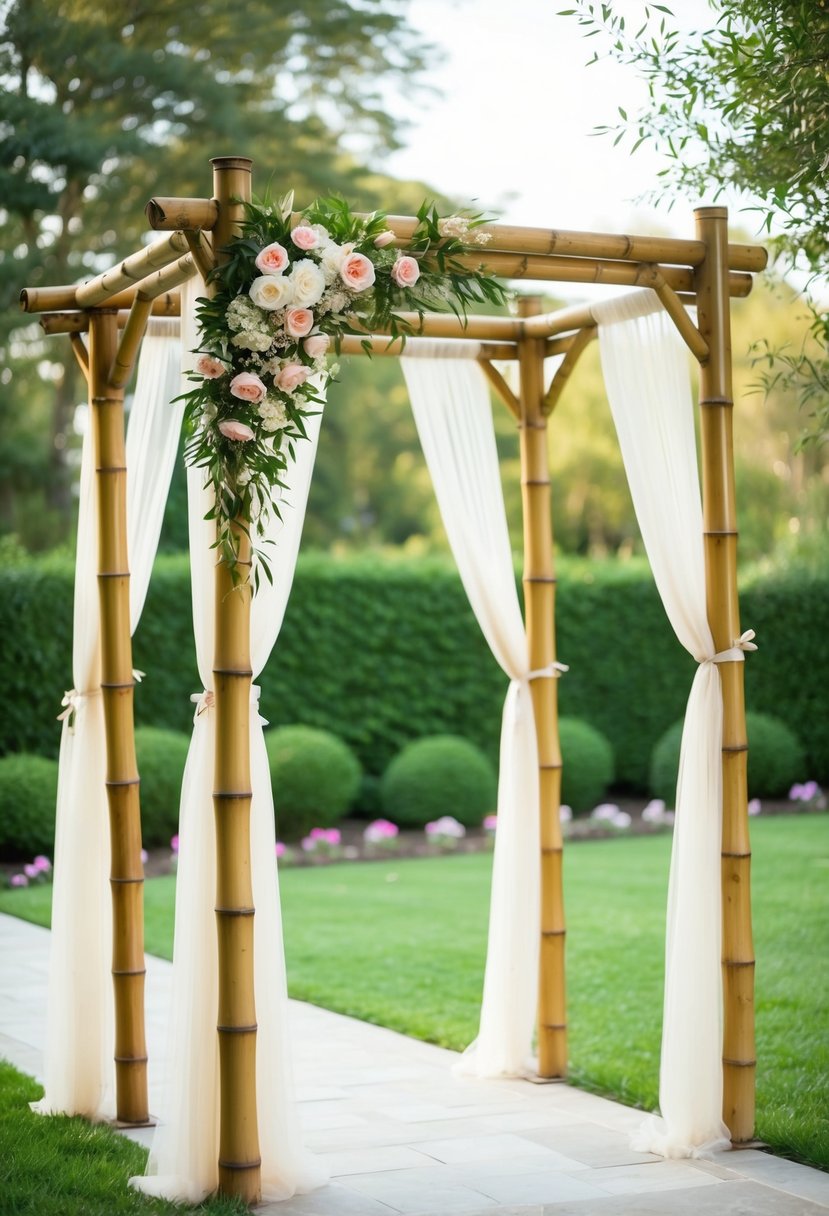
264;725;361;841
0;753;58;860
2;553;828;794
559;717;615;813
380;735;496;828
134;727;190;848
650;711;805;804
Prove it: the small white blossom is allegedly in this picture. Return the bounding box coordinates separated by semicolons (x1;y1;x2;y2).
231;330;273;352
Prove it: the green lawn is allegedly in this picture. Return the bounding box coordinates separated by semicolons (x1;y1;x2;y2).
2;815;826;1173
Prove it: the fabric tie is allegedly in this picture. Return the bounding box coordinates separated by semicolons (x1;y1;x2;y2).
527;661;569;680
190;684;268;725
57;687;102;731
704;629;757;666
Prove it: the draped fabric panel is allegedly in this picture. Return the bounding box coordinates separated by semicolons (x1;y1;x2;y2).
132;280;327;1203
401;349;541;1078
594;290;733;1157
34;318;184;1119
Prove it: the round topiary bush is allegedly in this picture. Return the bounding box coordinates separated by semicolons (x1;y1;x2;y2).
0;753;58;859
265;725;361;841
649;710;805;804
135;726;190;847
559;717;616;814
380;734;496;829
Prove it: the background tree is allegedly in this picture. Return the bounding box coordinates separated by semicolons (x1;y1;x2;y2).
560;0;829;445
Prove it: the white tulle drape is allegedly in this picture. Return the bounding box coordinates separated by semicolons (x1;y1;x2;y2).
401;348;543;1078
34;319;184;1119
594;289;750;1157
132;281;327;1204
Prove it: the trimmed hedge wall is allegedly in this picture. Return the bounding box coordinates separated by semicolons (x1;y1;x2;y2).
1;552;826;791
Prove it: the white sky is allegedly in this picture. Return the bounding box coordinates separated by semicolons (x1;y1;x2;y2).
382;0;758;297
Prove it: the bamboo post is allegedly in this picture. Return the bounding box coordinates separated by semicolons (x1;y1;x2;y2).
694;207;755;1143
88;309;149;1124
209;155;261;1206
517;296;567;1078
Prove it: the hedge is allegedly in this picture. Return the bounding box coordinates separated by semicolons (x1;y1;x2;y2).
1;552;826;792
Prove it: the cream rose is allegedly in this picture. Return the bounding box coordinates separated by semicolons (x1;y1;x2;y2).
284;307;315;339
288;258;326;307
319;241;353;282
196;354;225;378
249;274;294;311
254;242;289;274
291;225;319;251
229;372;267;404
391;255;420;288
277;363;310;392
303;333;330;358
340;251;376;293
218;418;255;442
374;230;396;248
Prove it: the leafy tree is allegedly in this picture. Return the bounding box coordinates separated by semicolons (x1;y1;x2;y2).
0;0;433;545
560;1;829;444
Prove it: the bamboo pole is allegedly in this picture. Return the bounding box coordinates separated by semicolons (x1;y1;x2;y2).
338;334;518;360
479;360;521;419
110;297;153;390
650;273;709;362
209;155;261;1207
75;232;190;307
517;296;567;1078
543;327;597;415
88;310;149;1125
69;333;90;379
145;195;220;231
184;230;217;282
694;207;755;1144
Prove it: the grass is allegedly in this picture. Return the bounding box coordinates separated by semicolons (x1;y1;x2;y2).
1;815;826;1175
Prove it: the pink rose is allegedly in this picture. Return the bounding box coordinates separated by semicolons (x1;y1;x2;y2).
340;251;376;293
255;242;289;274
291;225;319;251
391;255;420;288
303;333;330;358
277;363;309;392
229;372;267;403
284;307;314;338
196;353;225;379
374;230;396;248
218;418;255;442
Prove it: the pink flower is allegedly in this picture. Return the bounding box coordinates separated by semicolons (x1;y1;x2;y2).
559;804;573;822
10;874;28;887
303;333;330;358
255;242;289;274
24;863;39;879
291;225;320;251
140;848;149;865
591;803;620;821
218;418;255;442
483;815;498;833
275;841;286;858
196;354;225;379
748;798;762;816
284;307;314;339
374;230;396;248
363;819;399;844
340;251;376;293
324;828;341;846
277;363;309;392
33;855;51;873
229;372;267;404
170;835;179;854
391;255;420;288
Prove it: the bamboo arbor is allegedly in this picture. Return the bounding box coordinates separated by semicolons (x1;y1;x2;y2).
21;156;766;1200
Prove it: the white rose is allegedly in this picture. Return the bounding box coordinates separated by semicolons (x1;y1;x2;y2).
319;241;354;284
288;259;326;307
249;275;294;311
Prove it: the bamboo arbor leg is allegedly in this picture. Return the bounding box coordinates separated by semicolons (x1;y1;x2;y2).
88;310;149;1124
209;155;262;1206
694;207;755;1143
517;296;567;1078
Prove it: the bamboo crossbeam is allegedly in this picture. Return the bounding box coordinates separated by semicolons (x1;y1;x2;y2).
141;197;767;274
543;327;597;415
695;207;755;1145
651;273;709;362
110;297;154;390
517;296;567;1080
75;232;190;308
479;360;521;418
88;310;149;1125
69;333;89;379
39;304;179;335
339;334;518;360
374;312;521;341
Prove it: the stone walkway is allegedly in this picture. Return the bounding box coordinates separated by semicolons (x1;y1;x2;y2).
2;911;827;1215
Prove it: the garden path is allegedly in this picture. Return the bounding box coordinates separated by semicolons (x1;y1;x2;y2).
1;912;827;1215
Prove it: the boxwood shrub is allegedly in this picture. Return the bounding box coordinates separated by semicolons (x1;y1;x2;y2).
265;725;361;841
0;753;58;859
380;734;497;828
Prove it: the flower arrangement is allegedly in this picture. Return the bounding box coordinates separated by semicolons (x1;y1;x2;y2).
182;192;507;584
425;815;467;848
300;826;342;858
363;818;400;849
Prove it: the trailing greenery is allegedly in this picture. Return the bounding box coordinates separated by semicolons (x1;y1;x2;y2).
650;710;806;805
0;753;58;860
559;717;615;813
3;816;826;1170
0;1060;250;1215
380;734;497;828
264;724;362;841
134;728;190;849
1;553;827;793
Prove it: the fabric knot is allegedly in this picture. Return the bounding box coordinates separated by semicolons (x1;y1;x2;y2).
706;629;758;666
527;661;569;680
190;689;215;716
57;687;101;731
133;669;146;683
